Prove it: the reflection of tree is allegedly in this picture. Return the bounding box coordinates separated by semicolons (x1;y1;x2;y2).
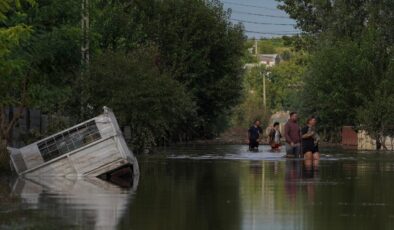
121;160;241;230
121;152;394;230
285;160;301;204
303;160;394;230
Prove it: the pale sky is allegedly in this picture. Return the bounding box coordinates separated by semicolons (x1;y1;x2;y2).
221;0;300;38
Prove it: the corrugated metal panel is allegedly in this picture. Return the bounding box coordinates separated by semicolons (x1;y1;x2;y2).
341;126;357;146
70;138;122;175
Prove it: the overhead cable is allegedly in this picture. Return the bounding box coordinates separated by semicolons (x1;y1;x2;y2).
223;1;280;11
232;10;289;19
231;18;296;26
245;30;300;35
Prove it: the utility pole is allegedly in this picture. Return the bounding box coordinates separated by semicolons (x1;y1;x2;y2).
81;0;90;118
254;39;267;111
81;0;90;69
254;39;258;57
263;71;266;109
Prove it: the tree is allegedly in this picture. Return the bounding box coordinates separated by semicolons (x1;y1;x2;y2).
277;0;368;38
0;0;246;163
301;39;363;140
0;0;85;168
268;52;306;111
231;65;271;127
278;0;394;146
95;0;245;138
88;47;196;153
357;60;394;150
258;41;275;54
24;0;82;115
0;0;35;169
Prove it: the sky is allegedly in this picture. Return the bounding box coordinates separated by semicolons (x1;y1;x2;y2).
221;0;300;38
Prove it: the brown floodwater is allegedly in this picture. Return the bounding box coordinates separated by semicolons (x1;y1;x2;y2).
1;145;394;230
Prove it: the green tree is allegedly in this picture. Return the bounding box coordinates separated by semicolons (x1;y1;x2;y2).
231;65;271;127
0;0;246;161
300;39;363;141
277;0;368;37
88;47;196;153
358;80;394;150
258;41;275;54
278;0;394;146
268;52;306;111
24;0;81;114
93;0;245;138
0;0;35;168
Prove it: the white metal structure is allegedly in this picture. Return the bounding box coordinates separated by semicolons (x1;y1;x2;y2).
8;107;139;178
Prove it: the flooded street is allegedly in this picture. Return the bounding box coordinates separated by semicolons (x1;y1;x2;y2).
2;145;394;229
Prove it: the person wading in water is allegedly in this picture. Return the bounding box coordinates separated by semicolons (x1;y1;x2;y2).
301;116;320;170
269;122;282;152
284;112;301;158
248;120;263;152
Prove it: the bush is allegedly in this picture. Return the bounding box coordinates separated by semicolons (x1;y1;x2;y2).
88;47;196;153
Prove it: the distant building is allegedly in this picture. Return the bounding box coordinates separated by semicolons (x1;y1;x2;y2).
243;53;281;70
243;63;260;69
259;54;280;67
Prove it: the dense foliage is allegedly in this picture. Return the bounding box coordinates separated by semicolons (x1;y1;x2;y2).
0;0;36;169
232;65;269;127
93;0;245;138
278;0;394;147
88;48;196;153
0;0;245;157
232;37;305;129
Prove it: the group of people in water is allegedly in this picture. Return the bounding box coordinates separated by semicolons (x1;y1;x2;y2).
247;111;320;166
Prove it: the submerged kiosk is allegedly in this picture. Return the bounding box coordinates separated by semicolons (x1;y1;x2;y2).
7;107;139;179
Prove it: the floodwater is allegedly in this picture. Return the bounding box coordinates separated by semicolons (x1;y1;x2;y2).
1;145;394;230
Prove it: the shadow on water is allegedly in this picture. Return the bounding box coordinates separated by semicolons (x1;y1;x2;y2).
0;175;138;230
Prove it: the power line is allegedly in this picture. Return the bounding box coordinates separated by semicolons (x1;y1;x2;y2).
231;18;296;26
232;10;290;19
245;30;299;36
223;1;281;11
276;30;302;33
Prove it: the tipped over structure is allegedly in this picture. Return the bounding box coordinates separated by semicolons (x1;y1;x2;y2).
7;107;139;179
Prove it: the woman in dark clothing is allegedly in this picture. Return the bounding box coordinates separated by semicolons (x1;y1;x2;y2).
301;117;320;169
248;120;263;151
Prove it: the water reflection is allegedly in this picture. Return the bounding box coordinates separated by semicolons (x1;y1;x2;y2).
148;145;394;230
119;159;242;230
7;176;138;229
4;145;394;229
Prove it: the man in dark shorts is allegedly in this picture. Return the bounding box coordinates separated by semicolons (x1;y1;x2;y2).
248;120;263;151
284;112;301;158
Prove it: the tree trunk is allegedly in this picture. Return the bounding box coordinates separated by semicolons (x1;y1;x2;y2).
376;134;382;150
381;136;388;150
0;107;25;171
0;138;10;171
